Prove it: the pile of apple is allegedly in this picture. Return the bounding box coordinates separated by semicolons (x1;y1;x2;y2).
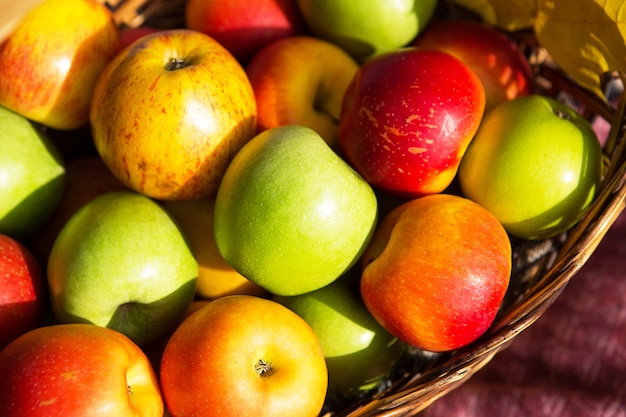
0;0;606;416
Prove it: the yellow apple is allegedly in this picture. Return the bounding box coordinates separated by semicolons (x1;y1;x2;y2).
90;29;258;200
162;198;269;300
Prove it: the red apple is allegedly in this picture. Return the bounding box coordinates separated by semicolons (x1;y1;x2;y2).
0;234;47;350
413;19;533;112
0;0;120;130
338;47;486;199
360;194;511;352
119;26;159;50
185;0;306;63
160;295;328;417
246;35;359;149
0;323;163;417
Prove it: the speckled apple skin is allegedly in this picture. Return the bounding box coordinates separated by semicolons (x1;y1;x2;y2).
338;48;485;199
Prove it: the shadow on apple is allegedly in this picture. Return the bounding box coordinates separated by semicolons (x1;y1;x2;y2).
0;171;65;239
57;279;198;347
0;299;46;351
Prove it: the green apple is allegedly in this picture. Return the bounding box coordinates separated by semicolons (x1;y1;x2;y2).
273;277;406;398
458;95;604;239
0;105;65;238
295;0;438;62
47;191;198;346
214;125;378;296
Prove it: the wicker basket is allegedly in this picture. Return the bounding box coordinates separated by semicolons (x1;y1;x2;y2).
4;0;626;416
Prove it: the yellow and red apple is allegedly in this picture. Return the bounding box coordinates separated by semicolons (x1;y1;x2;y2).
0;0;120;130
160;295;328;417
90;29;258;200
0;323;163;417
246;35;359;149
360;194;511;352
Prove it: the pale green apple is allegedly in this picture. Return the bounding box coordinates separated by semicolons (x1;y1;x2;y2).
47;191;198;346
274;277;406;398
0;105;65;238
459;95;604;239
295;0;438;62
214;125;378;296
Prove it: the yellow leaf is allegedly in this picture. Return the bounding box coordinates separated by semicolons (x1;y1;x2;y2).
446;0;537;30
535;0;626;98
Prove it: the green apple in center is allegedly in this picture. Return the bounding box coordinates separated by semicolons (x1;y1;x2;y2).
47;191;198;346
214;125;378;296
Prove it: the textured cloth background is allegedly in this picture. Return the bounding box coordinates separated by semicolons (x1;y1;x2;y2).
421;211;626;417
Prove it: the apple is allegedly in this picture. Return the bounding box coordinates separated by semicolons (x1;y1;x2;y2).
47;191;198;347
214;125;378;296
0;105;66;238
458;95;604;239
90;29;258;200
160;295;328;417
27;156;129;263
185;0;306;63
0;0;120;130
295;0;438;62
413;19;533;112
338;47;486;199
246;35;360;149
0;323;163;417
360;193;512;352
119;26;160;50
0;234;47;350
273;277;406;398
162;197;269;300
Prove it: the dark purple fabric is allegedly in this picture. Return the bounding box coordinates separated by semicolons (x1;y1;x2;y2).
421;211;626;417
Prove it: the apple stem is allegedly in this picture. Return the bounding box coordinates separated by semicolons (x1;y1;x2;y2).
254;359;275;377
164;58;190;71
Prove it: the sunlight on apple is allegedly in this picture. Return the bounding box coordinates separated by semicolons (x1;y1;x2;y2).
316;200;338;220
54;56;72;76
184;99;217;136
140;263;157;279
441;113;458;138
0;168;8;188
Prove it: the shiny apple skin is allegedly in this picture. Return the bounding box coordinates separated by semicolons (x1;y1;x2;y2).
338;47;486;199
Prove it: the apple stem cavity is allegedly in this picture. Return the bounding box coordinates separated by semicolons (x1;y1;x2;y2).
254;359;275;377
164;58;191;71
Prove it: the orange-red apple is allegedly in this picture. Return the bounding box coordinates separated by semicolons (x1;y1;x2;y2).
160;295;328;417
0;323;163;417
246;35;359;149
90;29;258;200
185;0;306;63
413;19;532;112
0;0;120;130
360;194;511;352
